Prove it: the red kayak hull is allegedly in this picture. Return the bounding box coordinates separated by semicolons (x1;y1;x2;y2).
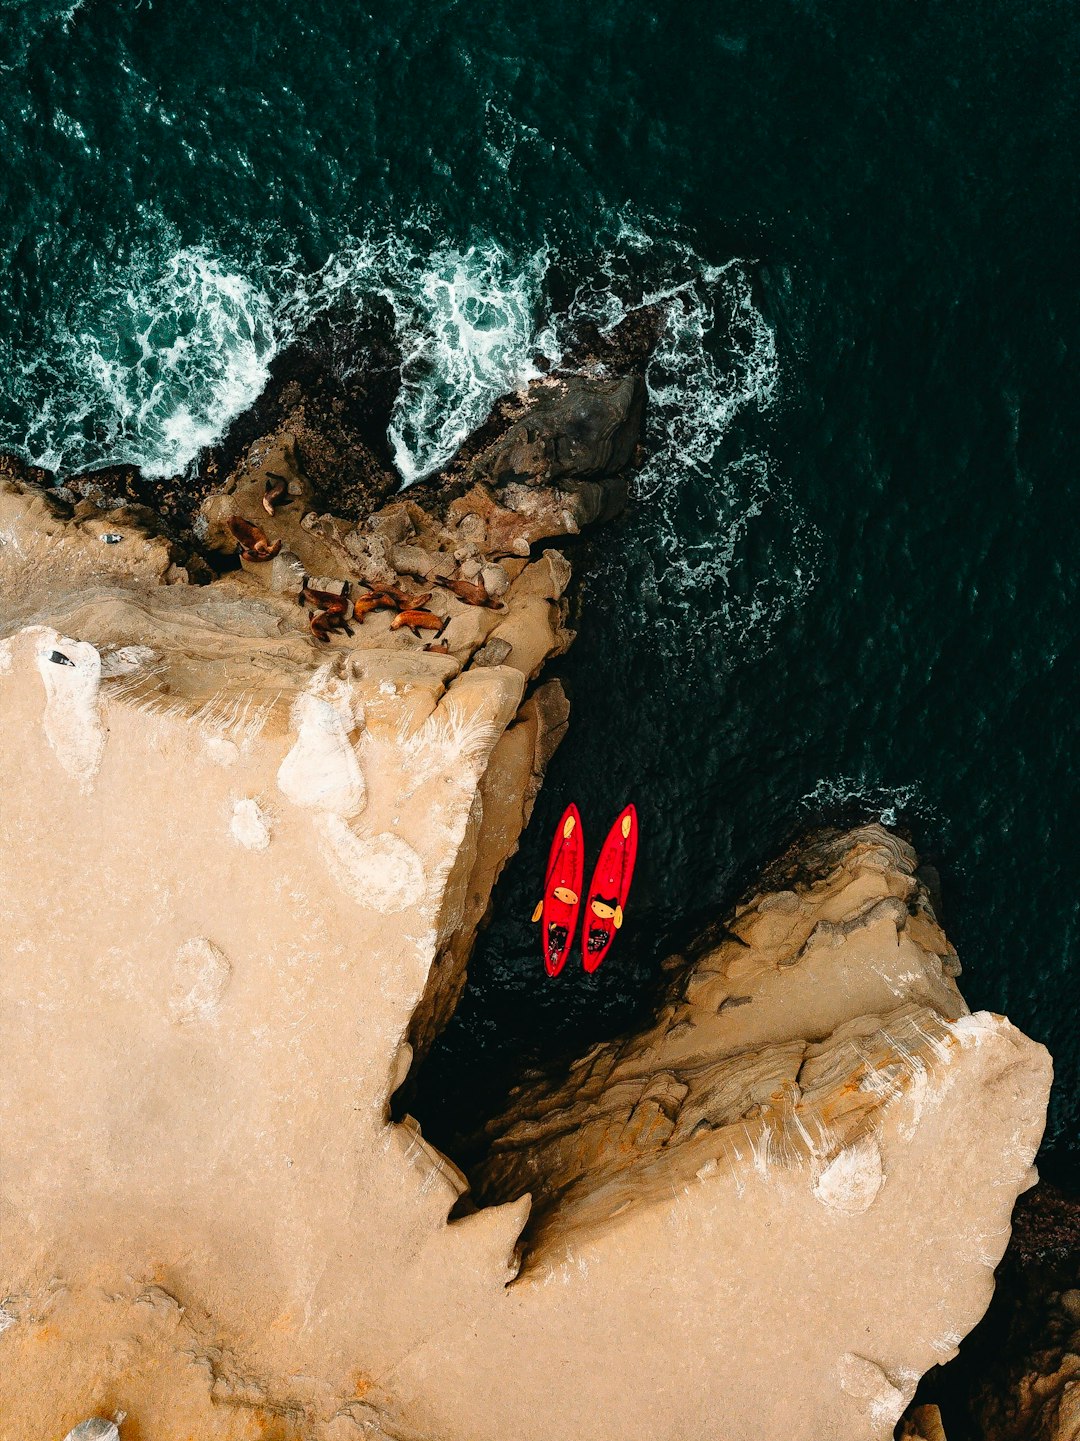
541;803;585;976
582;804;638;972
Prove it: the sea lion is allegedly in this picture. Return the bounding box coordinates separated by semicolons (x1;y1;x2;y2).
358;579;431;610
226;515;281;562
298;577;352;617
390;609;450;639
351;594;396;622
309;609;354;643
262;474;289;516
434;573;506;610
298;578;356;641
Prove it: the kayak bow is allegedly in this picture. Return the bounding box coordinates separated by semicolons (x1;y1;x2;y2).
582;804;638;972
533;803;584;976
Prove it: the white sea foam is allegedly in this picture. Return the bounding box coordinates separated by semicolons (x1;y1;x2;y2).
280;231;547;482
535;218;781;497
534;215;820;658
6;227;545;485
5;212;817;656
388;244;545;481
12;243;277;479
800;774;934;828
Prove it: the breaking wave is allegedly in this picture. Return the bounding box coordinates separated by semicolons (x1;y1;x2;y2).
2;227;546;485
3;243;277;479
282;233;547;484
799;775;938;830
535;216;820;661
0;210;817;653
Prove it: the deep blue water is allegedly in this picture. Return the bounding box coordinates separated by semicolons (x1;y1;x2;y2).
2;0;1077;1165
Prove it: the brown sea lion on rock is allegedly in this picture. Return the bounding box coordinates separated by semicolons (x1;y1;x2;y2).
350;593;397;622
297;577;351;616
358;578;431;610
434;573;506;610
390;609;449;639
262;474;290;516
297;577;356;642
226;515;281;562
308;609;354;642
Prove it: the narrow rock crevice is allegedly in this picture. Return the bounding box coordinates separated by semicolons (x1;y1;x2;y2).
455;827;1005;1269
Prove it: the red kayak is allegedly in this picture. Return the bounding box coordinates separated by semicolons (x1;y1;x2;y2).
582;804;638;972
533;803;585;976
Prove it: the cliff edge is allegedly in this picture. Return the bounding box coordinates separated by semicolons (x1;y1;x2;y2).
0;354;1052;1441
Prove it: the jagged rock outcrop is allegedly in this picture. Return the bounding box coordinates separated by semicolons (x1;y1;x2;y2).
474;827;980;1248
896;1404;948;1440
0;361;1053;1441
977;1284;1080;1440
907;1181;1080;1441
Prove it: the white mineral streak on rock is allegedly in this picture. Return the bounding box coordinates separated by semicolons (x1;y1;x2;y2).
362;697;504;807
204;735;239;766
813;1135;884;1214
230;797;271;850
277;677;365;818
949;1013;994;1047
838;1353;906;1431
317;815;426;913
896;1059;932;1142
0;1305;15;1334
168;938;231;1024
63;1422;120;1441
99;644;157;678
33;632;106;788
0;637;13;674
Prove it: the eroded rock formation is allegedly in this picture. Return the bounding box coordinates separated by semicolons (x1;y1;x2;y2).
896;1404;948;1441
901;1181;1080;1441
0;356;1054;1441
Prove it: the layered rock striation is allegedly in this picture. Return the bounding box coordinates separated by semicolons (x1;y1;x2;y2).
0;347;1054;1441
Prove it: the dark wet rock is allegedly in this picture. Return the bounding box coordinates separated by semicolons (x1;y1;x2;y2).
0;451;53;492
914;1178;1080;1440
425;302;658;494
204;295;403;488
558;302;666;374
401;371;646;561
477;375;644;488
206;384;398;531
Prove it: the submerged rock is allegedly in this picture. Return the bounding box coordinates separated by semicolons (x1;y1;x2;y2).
477;374;644;487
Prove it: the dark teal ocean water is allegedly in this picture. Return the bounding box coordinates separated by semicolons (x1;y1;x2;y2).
2;2;1077;1167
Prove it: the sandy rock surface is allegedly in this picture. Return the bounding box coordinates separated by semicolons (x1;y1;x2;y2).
0;367;1054;1441
919;1180;1080;1441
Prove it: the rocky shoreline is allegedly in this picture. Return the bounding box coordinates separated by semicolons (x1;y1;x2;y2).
0;320;1060;1441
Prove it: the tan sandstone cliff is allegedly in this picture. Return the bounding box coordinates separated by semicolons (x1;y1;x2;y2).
0;372;1053;1441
